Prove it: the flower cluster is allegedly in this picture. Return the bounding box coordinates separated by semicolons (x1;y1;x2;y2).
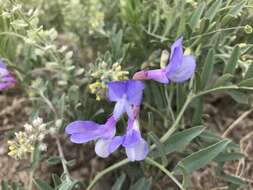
8;117;48;159
89;62;129;100
66;38;196;161
0;60;16;90
66;80;148;161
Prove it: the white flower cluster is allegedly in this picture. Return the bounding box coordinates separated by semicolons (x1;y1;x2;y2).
8;117;49;159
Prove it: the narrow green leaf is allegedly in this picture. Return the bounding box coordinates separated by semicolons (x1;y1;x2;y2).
34;179;54;190
226;90;249;104
223;46;240;74
239;78;253;87
206;0;222;21
47;156;61;166
129;178;151;190
150;126;205;158
221;15;233;26
213;73;233;87
192;98;203;126
201;49;214;89
177;12;186;36
52;174;62;188
214;152;244;162
200;130;240;150
11;182;20;190
244;63;253;79
219;173;247;187
148;132;168;166
1;180;8;190
189;2;205;29
228;1;246;16
111;173;126;190
59;180;81;190
66;159;76;167
199;18;210;35
174;139;231;174
31;145;40;170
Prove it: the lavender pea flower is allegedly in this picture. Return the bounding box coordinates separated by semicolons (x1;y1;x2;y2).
108;119;149;161
133;37;196;84
0;60;16;90
107;80;145;120
65;116;117;157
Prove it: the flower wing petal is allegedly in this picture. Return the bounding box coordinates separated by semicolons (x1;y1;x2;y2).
125;138;149;161
167;55;196;82
65;121;100;134
95;139;112;158
122;129;141;148
109;136;123;153
70;133;98;144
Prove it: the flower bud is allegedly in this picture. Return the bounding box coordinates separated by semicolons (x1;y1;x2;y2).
55;119;63;128
244;25;253;34
39;143;47;151
24;124;33;132
33;117;43;127
160;50;169;68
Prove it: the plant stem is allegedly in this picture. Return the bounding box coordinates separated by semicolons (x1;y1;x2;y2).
145;157;185;190
159;95;193;144
143;102;166;119
186;26;245;42
28;151;35;190
222;108;253;137
164;85;175;121
87;159;129;190
56;137;71;178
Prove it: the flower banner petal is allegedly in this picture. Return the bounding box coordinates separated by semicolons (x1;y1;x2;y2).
107;81;127;102
126;80;145;106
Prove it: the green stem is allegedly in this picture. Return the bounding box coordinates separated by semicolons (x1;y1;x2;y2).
56;137;71;178
143;102;166;120
194;85;253;98
159;94;193;144
186;26;245;42
28;151;35;190
164;85;175;122
145;157;185;190
87;159;129;190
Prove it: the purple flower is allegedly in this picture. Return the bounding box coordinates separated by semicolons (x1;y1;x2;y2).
0;60;16;90
108;119;149;161
107;80;145;120
65;81;148;160
65;116;117;157
133;37;196;84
